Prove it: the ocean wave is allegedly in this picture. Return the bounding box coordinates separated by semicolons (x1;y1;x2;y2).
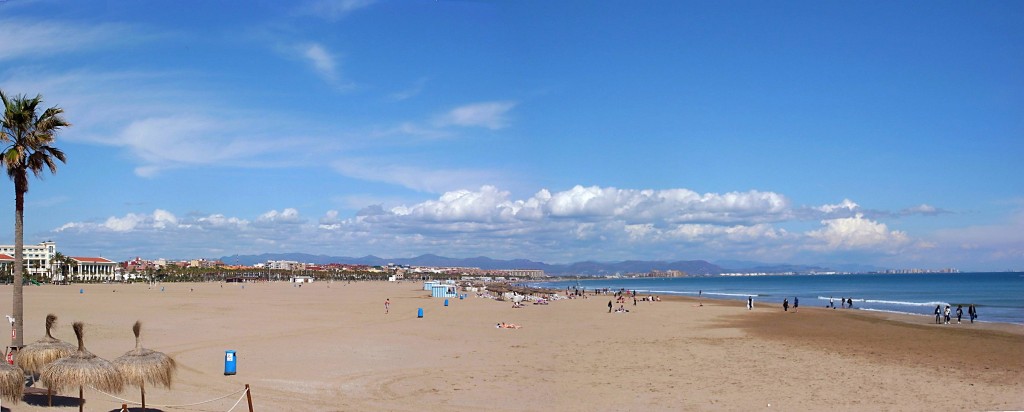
704;292;760;298
814;296;949;307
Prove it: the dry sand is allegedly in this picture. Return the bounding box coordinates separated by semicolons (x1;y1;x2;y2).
2;281;1021;411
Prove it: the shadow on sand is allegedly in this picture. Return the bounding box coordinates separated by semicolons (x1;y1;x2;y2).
22;392;82;407
106;408;167;412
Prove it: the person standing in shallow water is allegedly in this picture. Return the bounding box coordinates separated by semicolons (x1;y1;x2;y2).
969;304;977;323
934;305;942;324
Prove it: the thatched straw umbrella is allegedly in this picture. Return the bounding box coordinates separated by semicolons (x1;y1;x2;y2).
0;361;24;406
16;314;76;405
40;322;123;412
113;321;176;412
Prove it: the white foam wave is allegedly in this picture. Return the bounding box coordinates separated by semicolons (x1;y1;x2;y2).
705;292;760;297
815;296;949;307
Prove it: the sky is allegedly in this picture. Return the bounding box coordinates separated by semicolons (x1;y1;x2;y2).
0;0;1021;271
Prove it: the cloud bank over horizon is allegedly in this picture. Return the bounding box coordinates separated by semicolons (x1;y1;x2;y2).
48;184;979;269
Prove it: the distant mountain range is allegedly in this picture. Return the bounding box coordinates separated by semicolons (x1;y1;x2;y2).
219;253;879;276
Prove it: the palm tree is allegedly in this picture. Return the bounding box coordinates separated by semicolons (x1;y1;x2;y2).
0;90;69;348
52;251;69;283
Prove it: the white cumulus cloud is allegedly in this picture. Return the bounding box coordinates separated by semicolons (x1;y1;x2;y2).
257;208;304;225
805;213;909;251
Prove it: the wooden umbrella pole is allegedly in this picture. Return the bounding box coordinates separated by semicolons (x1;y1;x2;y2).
79;385;84;412
141;380;146;412
48;386;52;406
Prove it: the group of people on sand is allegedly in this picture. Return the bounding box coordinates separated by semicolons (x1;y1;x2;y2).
607;300;632;313
935;304;977;324
827;296;855;309
782;297;800;312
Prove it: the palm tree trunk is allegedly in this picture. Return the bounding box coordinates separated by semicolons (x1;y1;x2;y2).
12;182;25;348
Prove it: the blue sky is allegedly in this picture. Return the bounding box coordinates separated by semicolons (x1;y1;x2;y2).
1;0;1021;270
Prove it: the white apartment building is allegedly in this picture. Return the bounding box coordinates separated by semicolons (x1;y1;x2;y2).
0;241;56;277
266;260;305;271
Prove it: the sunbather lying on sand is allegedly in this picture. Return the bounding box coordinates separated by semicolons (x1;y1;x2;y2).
496;322;522;329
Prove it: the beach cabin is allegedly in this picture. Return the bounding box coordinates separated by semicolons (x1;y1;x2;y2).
423;281;439;291
431;284;458;298
290;275;314;283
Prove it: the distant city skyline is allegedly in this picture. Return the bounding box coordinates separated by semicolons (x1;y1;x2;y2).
1;1;1021;271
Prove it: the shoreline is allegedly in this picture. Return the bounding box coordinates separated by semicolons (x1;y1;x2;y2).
516;282;1024;331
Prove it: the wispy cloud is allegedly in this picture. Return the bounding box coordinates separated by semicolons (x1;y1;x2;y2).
298;0;377;20
435;101;517;130
302;43;338;82
0;19;135;61
898;204;950;217
278;42;354;90
387;77;428;102
331;159;505;193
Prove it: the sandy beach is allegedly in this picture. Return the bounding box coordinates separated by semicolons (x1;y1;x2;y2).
2;281;1021;411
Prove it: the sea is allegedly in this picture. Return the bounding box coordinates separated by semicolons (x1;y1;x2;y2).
528;272;1024;325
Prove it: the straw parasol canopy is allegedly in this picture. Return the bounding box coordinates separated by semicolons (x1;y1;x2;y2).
16;314;76;373
113;321;176;411
17;314;76;406
40;322;123;412
0;361;24;404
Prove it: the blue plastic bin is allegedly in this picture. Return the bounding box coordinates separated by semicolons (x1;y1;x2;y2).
224;350;237;375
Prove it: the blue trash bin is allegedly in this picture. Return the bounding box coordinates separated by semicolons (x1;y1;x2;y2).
417;308;424;318
444;299;449;307
224;350;237;375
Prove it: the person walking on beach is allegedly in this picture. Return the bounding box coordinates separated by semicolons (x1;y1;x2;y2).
783;298;789;312
969;304;977;323
747;296;753;310
829;296;834;309
608;300;613;313
944;305;951;324
793;297;799;313
841;297;846;309
934;305;942;324
385;298;390;314
847;298;853;309
956;305;963;324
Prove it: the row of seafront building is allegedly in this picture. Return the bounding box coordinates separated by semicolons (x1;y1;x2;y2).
0;241;546;283
0;241;117;282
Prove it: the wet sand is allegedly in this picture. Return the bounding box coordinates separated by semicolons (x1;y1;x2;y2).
4;281;1022;411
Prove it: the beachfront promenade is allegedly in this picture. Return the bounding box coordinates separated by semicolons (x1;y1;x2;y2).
4;281;1022;411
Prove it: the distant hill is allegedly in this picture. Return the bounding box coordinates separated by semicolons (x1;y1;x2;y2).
220;253;723;276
